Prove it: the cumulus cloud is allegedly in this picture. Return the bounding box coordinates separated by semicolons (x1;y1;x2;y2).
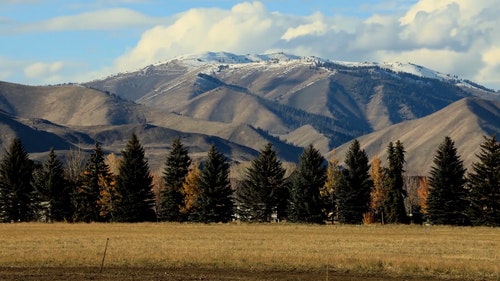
281;13;327;41
113;0;500;89
7;0;500;89
114;1;286;70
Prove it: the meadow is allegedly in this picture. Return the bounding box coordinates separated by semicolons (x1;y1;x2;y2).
0;223;498;280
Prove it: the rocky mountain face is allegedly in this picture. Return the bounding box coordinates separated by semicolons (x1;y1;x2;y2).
0;52;498;174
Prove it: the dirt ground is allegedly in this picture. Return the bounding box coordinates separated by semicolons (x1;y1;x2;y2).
0;267;458;281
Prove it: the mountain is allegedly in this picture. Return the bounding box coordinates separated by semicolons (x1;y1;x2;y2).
330;98;500;175
0;52;498;174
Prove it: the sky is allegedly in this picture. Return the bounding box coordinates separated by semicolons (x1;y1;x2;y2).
1;0;499;90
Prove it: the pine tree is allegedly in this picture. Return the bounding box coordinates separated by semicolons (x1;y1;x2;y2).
114;133;156;222
427;136;468;225
382;141;408;223
287;144;326;224
192;145;233;223
336;140;373;224
74;142;112;222
467;135;500;226
33;148;72;222
160;138;191;221
236;143;285;222
0;138;36;222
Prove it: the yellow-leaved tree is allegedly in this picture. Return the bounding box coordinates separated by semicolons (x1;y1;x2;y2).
368;156;385;224
322;151;341;223
417;176;429;215
180;162;202;216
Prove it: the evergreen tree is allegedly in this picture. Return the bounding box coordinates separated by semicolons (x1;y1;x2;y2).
0;138;36;222
192;145;233;223
236;143;285;222
427;136;468;225
287;144;326;224
33;148;72;222
74;142;112;222
336;140;373;224
468;135;500;226
382;141;408;223
114;133;156;222
160;138;191;221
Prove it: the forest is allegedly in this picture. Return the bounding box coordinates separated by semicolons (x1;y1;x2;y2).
0;133;498;226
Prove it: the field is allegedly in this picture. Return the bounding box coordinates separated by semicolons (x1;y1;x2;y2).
0;223;498;281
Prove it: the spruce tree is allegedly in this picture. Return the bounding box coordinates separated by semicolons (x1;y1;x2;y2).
236;143;285;222
427;136;468;225
336;140;373;224
382;141;408;223
114;133;155;222
287;144;326;224
74;142;112;222
192;145;233;223
467;135;500;226
160;138;191;221
33;148;72;222
0;138;36;222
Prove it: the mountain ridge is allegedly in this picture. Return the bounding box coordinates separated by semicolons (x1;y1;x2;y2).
0;52;498;174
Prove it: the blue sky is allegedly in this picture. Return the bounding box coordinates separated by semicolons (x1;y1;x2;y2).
1;0;499;90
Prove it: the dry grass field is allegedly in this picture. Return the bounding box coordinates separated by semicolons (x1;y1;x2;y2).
0;223;498;280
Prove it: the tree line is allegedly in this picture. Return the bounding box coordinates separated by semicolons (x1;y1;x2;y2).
0;134;498;226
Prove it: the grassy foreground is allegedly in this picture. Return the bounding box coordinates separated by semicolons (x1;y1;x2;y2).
0;223;498;280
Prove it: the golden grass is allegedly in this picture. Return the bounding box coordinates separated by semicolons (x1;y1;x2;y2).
0;223;498;280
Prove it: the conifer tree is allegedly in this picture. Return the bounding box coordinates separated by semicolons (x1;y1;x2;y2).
336;140;373;224
192;145;233;223
160;138;191;221
287;144;326;224
33;148;72;222
236;143;285;222
114;133;156;222
427;136;468;225
382;141;408;223
74;142;112;222
467;135;500;226
0;138;36;222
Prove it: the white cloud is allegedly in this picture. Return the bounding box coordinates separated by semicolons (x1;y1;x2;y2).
281;13;327;41
114;2;285;71
3;0;498;90
24;61;65;79
107;0;499;90
17;8;166;32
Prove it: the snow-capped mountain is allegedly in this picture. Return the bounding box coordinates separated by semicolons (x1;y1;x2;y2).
0;52;497;174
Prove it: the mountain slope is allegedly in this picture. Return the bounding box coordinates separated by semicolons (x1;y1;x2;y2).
330;98;500;175
0;81;147;126
85;52;497;151
0;52;498;174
